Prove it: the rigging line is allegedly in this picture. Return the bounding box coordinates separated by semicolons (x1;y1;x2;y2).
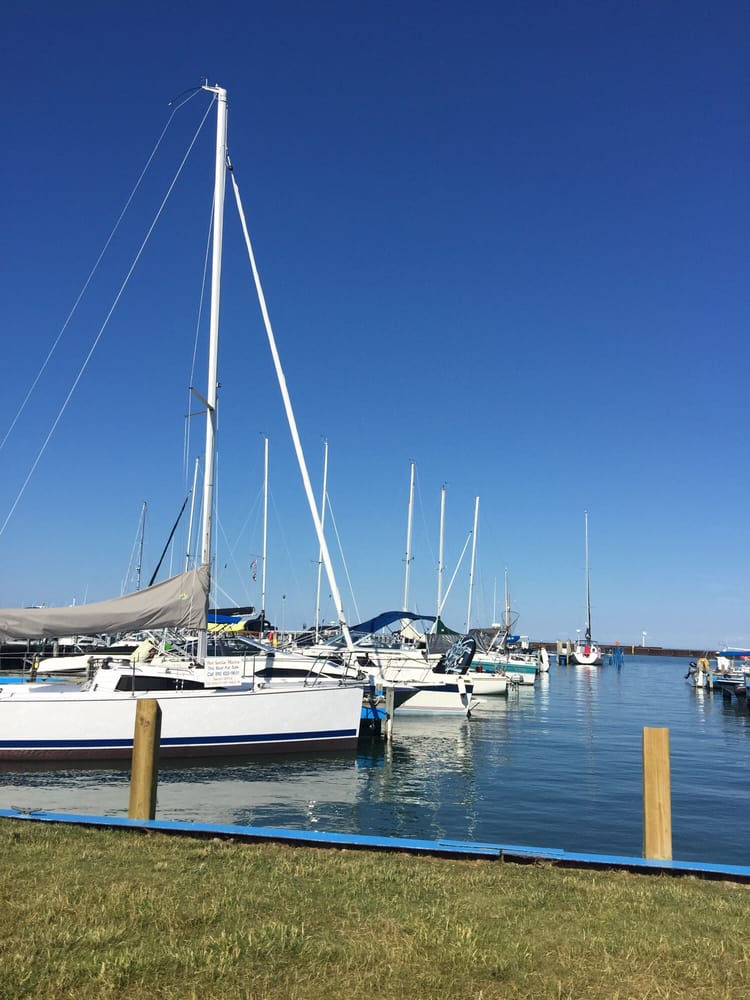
213;579;242;608
122;500;148;596
0;97;216;543
168;85;206;111
0;87;204;458
324;494;361;625
226;481;264;560
438;530;473;618
216;514;254;604
413;466;437;567
148;493;190;588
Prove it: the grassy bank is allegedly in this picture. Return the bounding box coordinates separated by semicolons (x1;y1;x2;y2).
1;818;748;999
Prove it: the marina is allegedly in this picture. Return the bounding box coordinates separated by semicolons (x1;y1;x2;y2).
0;10;745;999
2;654;749;868
0;55;745;903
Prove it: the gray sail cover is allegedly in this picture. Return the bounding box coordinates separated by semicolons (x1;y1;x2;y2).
0;566;209;640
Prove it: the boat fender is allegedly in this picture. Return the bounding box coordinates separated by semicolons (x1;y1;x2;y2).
698;657;710;672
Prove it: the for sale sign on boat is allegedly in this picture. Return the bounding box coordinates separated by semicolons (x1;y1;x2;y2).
204;658;245;687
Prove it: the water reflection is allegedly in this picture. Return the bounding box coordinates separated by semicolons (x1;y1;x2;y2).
2;658;750;864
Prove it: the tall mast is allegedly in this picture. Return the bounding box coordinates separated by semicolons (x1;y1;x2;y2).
198;83;228;660
402;461;415;612
504;568;511;632
465;495;479;632
584;509;592;642
261;434;268;637
314;439;329;640
436;484;446;624
135;501;147;591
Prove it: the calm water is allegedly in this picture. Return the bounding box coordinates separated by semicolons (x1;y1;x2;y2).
2;656;749;865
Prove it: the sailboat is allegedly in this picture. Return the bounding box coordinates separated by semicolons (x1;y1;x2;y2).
470;570;545;684
569;510;603;666
0;84;364;760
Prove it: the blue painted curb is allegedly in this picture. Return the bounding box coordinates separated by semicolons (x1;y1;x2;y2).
1;807;748;882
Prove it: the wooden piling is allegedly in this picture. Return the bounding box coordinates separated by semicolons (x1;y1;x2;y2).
642;726;672;860
384;685;395;741
128;699;161;820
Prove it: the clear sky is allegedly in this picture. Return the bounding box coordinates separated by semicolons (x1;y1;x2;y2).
1;1;747;649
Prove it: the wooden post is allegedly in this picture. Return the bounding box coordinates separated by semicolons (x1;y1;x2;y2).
128;699;161;820
642;726;672;860
384;685;395;741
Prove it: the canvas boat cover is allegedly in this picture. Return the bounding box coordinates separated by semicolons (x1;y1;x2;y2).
0;566;209;640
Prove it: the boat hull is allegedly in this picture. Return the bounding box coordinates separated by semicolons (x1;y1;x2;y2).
465;670;508;696
472;654;539;684
569;642;603;666
0;682;363;761
570;653;603;666
377;669;476;716
392;684;476;716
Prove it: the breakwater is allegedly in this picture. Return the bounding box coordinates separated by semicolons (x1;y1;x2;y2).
528;641;707;658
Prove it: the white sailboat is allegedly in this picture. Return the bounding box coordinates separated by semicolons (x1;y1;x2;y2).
569;510;603;666
471;571;542;685
0;84;364;760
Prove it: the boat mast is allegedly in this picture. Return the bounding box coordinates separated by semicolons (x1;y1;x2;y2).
402;461;415;612
135;501;147;591
261;434;268;637
584;509;592;642
198;83;228;661
465;495;479;632
436;484;446;625
314;439;329;641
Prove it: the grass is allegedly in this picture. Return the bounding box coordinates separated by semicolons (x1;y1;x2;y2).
1;818;749;998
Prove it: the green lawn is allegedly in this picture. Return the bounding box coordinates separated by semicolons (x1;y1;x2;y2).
1;818;748;999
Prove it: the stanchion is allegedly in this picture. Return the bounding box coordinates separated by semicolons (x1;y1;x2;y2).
128;699;161;820
642;726;672;860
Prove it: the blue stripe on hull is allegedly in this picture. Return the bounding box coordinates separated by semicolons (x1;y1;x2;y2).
0;729;359;760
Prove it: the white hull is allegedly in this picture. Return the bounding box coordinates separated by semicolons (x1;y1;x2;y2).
464;670;508;696
0;679;363;761
378;665;476;716
570;643;603;666
389;683;476;716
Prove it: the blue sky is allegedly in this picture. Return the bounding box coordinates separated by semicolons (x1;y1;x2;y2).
1;1;747;648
